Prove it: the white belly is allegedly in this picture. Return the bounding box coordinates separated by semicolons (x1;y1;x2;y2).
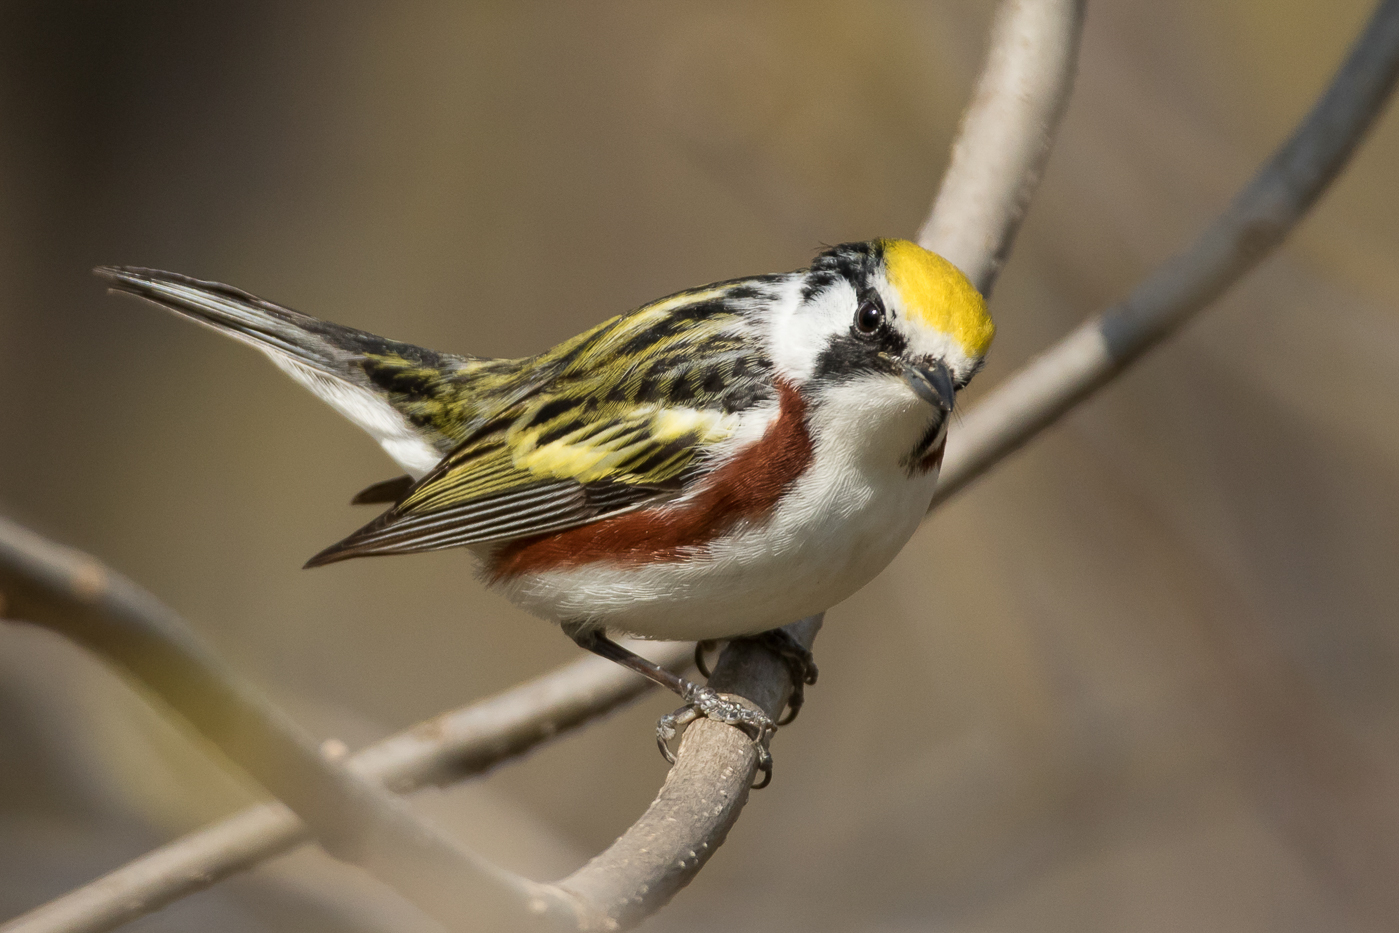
484;378;943;640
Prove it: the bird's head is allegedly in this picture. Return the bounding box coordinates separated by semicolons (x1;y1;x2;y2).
771;239;993;413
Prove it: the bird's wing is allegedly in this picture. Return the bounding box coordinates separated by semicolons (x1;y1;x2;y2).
306;278;784;565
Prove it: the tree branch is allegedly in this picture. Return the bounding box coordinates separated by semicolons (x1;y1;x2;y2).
932;0;1399;508
558;616;821;926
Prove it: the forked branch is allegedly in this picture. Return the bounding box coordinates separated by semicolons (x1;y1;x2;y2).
0;517;581;932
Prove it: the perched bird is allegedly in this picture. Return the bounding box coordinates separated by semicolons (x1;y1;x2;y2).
97;239;992;777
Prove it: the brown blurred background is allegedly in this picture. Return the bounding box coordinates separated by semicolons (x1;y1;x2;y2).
3;1;1399;931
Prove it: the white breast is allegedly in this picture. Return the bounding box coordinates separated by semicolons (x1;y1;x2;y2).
487;375;943;641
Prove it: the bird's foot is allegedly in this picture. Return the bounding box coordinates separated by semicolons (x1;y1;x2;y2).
656;684;776;788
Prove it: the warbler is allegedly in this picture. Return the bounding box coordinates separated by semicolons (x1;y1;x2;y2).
97;239;992;773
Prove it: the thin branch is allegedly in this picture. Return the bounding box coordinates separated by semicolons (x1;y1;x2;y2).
918;0;1085;294
0;645;691;933
933;0;1399;508
354;642;692;793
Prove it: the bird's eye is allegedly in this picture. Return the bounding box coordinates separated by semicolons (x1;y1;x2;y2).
854;298;885;335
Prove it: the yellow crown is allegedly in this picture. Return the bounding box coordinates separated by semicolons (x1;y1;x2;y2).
879;239;994;359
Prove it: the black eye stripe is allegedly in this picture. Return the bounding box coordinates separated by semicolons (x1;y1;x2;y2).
812;325;908;382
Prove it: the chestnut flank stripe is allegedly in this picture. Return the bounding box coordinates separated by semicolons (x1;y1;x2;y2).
488;379;813;577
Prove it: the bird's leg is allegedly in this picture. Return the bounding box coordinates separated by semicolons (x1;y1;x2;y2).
563;624;774;780
563;623;695;694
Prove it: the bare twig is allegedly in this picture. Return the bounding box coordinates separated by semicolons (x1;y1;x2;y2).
354;643;692;794
934;0;1399;508
918;0;1085;294
0;645;691;933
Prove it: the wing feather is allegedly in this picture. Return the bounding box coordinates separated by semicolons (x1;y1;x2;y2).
307;275;788;566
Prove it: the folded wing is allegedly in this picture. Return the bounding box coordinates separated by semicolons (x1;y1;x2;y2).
306;279;782;565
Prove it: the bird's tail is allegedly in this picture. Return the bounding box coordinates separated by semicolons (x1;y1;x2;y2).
96;266;470;478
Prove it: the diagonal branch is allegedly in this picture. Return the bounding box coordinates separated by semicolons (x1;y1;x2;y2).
558;616;821;926
0;516;586;932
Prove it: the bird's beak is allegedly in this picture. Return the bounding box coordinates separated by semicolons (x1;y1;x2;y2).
903;359;956;412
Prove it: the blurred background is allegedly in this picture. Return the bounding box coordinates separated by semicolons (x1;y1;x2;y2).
3;1;1399;930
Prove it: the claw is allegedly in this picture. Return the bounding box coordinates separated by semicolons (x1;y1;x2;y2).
694;639;719;679
776;700;802;727
751;752;773;789
656;704;700;764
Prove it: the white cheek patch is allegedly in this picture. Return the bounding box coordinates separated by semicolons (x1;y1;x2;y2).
764;278;856;382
